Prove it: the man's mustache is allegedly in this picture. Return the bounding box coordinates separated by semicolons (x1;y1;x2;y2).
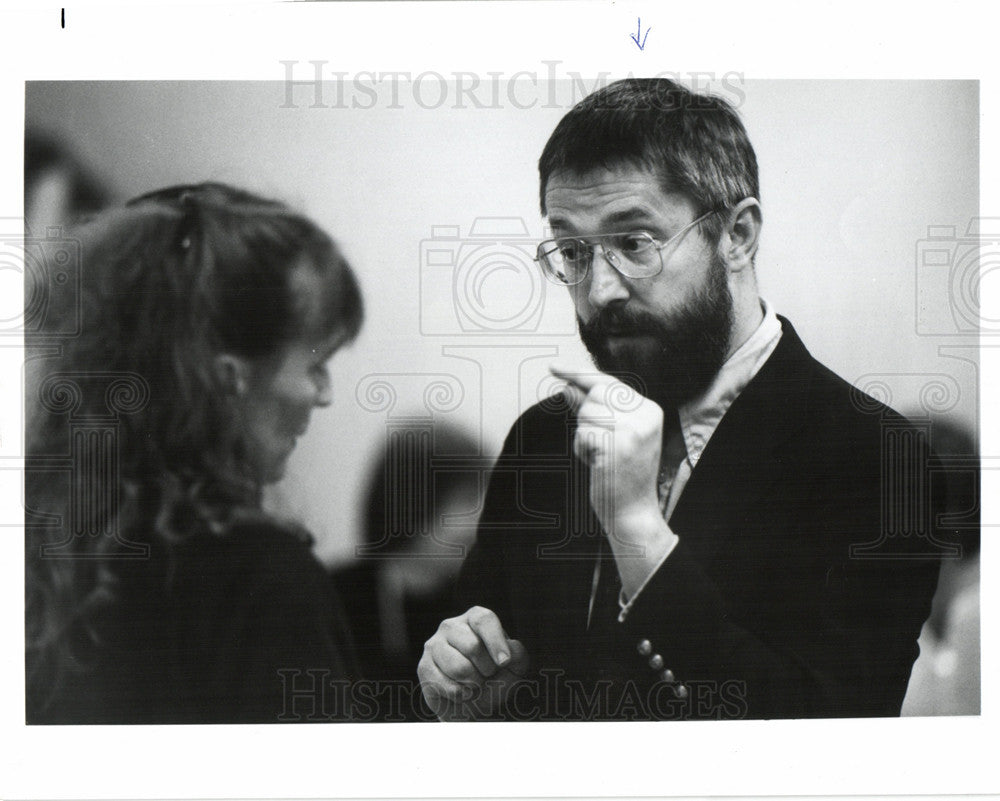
578;306;666;339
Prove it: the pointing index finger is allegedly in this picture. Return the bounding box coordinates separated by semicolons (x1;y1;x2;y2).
466;607;513;668
549;363;615;393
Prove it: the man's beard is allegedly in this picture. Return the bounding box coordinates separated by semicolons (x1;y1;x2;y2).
577;257;734;410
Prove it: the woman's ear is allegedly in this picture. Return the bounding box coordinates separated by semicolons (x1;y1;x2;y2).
213;353;250;398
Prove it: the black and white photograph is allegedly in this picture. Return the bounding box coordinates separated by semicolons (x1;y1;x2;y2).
1;2;996;799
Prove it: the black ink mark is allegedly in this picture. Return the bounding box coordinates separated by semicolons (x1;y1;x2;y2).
630;17;650;51
61;8;65;28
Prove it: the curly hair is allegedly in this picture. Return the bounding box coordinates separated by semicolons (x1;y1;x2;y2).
24;183;363;713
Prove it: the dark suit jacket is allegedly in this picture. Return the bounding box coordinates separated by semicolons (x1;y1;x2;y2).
456;317;944;720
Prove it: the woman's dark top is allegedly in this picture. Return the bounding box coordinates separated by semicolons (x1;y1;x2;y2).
28;520;357;724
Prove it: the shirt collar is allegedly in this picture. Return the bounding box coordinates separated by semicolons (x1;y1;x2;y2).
676;298;783;466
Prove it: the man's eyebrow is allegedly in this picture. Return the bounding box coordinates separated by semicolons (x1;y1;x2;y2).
547;207;660;233
546;215;576;232
602;207;659;227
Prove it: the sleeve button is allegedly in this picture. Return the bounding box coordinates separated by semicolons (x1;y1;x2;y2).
660;669;675;683
675;684;689;700
637;639;653;656
649;654;664;670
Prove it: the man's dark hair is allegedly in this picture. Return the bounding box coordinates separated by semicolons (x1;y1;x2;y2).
538;78;759;246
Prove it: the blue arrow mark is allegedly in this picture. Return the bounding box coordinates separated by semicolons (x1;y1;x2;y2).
630;17;651;51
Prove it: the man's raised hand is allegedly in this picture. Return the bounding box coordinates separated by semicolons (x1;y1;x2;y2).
550;363;678;597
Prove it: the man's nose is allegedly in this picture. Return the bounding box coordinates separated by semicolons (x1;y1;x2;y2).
587;248;630;309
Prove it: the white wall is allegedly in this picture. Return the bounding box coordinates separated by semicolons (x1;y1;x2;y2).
25;78;979;564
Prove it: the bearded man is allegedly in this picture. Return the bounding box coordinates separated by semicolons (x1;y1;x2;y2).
417;79;944;721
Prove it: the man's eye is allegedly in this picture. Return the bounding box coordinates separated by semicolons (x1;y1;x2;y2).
614;233;652;254
557;241;587;262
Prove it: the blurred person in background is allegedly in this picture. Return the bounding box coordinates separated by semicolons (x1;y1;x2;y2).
903;418;980;716
25;129;111;232
25;183;364;723
333;422;481;720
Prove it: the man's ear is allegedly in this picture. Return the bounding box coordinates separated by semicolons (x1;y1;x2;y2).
213;353;250;398
723;197;762;272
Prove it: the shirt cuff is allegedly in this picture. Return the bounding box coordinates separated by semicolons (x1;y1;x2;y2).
617;532;679;623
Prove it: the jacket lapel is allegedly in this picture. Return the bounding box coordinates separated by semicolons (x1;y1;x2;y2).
668;317;817;563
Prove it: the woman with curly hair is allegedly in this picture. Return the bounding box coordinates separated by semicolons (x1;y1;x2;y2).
25;183;363;723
